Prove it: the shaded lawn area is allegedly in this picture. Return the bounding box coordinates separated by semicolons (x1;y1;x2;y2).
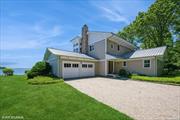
131;74;180;85
0;75;133;120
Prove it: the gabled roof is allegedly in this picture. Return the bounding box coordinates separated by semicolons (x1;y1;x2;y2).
45;48;96;60
70;31;136;49
106;46;167;60
88;31;137;49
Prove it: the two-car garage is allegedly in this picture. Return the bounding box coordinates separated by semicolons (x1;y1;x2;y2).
44;48;97;79
62;61;95;79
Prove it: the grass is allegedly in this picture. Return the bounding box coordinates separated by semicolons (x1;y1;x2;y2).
0;75;133;120
131;74;180;85
28;76;63;85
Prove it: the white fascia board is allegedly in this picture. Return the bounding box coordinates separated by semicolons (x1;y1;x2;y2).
60;55;98;62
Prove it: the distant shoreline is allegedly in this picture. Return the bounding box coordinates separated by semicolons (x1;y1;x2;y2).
0;68;30;75
0;67;6;69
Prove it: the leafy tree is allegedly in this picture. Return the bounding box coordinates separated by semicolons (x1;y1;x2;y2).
3;68;14;76
117;0;179;72
27;61;51;79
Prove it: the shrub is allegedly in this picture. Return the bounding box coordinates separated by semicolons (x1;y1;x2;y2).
24;70;30;74
27;71;36;79
3;68;14;76
28;76;63;85
27;61;51;79
118;69;131;77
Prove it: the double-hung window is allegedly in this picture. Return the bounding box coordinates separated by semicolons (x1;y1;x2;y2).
143;60;151;68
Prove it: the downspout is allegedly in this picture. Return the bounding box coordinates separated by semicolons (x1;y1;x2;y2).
155;56;157;76
58;56;61;77
105;38;107;76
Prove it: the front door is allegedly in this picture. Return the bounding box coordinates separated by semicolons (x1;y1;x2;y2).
108;61;113;74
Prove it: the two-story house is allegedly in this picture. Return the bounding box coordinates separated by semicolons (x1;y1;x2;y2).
44;25;166;79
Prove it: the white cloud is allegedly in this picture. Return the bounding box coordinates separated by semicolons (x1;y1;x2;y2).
91;1;130;24
99;6;129;24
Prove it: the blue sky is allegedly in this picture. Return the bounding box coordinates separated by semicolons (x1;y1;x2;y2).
0;0;155;68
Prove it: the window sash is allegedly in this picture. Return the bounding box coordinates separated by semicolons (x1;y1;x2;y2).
143;60;150;68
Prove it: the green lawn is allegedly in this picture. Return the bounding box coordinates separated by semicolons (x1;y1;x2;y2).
0;75;133;120
131;74;180;85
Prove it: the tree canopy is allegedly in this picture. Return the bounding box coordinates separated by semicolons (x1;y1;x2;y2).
118;0;179;48
117;0;180;72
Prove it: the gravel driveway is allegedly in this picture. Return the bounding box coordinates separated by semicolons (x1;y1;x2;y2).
66;77;180;120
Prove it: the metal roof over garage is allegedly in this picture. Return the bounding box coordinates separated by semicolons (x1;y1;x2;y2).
47;48;96;60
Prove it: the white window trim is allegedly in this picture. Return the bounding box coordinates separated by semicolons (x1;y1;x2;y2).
143;59;151;69
122;61;127;67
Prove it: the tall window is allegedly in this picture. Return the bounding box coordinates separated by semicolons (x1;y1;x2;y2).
118;45;120;51
143;60;151;68
123;61;127;67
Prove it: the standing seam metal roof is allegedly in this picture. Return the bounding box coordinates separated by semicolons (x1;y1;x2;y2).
48;48;96;60
106;46;167;60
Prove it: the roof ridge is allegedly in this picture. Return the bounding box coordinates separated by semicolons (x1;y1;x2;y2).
88;31;112;33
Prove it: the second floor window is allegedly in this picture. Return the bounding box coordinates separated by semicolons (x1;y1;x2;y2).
73;43;78;47
89;45;94;51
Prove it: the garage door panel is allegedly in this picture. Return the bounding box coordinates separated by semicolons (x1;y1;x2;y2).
80;63;95;77
62;61;95;79
63;61;80;79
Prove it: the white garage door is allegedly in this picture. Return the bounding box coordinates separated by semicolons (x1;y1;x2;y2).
62;61;95;79
80;62;95;77
62;61;80;79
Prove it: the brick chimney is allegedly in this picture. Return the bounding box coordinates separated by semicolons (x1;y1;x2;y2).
81;24;88;54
